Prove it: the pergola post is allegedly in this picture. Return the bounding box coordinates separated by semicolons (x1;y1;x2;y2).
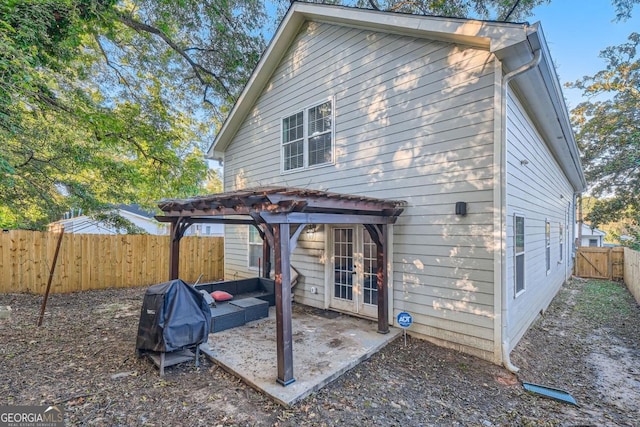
365;224;389;334
262;237;271;279
168;218;191;280
274;223;295;385
376;224;389;334
169;220;180;280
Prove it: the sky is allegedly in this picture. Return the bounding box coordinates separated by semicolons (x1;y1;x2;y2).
530;0;640;109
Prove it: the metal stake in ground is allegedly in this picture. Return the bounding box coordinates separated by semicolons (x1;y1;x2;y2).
37;226;64;327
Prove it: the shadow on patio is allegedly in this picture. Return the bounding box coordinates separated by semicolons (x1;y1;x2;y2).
200;303;401;406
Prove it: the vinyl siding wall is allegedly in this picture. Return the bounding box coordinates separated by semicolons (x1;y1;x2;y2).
223;22;497;360
505;89;575;350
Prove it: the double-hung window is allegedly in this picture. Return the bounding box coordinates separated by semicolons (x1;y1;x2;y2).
282;99;333;172
248;226;262;270
559;223;564;262
545;219;551;273
515;215;525;295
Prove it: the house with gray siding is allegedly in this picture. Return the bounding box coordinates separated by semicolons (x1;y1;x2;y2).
207;2;586;369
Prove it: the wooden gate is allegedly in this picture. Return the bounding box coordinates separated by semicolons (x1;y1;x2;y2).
574;247;624;280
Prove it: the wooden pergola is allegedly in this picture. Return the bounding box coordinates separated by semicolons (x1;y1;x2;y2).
156;187;405;386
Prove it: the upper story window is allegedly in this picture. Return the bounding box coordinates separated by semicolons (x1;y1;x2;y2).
282;99;333;172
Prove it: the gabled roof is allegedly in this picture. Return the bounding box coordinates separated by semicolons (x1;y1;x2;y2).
117;204;157;219
208;2;586;191
581;223;606;236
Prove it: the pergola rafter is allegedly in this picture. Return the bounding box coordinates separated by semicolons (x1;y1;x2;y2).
155;186;405;386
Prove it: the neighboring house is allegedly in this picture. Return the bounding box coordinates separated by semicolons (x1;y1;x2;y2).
207;3;586;368
49;205;170;235
184;223;224;237
578;223;606;247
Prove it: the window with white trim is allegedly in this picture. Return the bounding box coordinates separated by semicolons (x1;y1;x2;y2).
282;100;333;171
559;223;564;262
248;226;262;269
515;215;525;295
545;219;551;273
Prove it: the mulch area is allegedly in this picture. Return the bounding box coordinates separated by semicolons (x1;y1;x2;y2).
1;277;638;426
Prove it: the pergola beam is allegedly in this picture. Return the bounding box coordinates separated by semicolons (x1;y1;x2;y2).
155;216;256;225
259;212;398;224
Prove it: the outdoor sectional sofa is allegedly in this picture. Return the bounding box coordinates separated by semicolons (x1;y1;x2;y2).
195;278;275;333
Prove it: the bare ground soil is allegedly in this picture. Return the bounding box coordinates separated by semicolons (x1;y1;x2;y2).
1;277;639;426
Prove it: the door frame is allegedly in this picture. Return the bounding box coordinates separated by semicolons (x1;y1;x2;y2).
323;224;394;322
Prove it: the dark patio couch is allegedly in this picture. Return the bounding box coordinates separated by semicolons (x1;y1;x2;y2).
194;278;275;333
194;277;275;306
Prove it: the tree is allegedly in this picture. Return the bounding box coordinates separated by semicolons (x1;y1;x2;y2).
571;32;640;243
276;0;550;21
568;0;640;246
1;0;263;229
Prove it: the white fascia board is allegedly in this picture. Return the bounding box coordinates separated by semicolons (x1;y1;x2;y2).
207;3;531;159
293;3;528;51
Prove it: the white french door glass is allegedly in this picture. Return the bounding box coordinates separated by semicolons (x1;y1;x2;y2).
331;226;378;317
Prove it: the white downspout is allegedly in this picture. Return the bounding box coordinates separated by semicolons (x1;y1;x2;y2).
500;49;542;373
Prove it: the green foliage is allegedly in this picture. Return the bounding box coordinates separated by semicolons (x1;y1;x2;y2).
611;0;640;21
571;32;640;239
0;0;263;230
574;280;632;325
287;0;550;21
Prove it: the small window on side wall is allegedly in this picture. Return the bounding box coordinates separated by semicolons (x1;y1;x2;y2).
515;215;525;295
559;223;564;262
545;219;551;273
248;226;262;269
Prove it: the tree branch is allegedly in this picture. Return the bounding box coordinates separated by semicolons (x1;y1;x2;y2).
116;13;233;101
93;33;139;101
14;151;34;168
502;0;522;22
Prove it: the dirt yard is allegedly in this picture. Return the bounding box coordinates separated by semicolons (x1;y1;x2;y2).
1;277;639;426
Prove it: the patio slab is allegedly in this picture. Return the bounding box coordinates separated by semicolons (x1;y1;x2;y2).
200;303;401;406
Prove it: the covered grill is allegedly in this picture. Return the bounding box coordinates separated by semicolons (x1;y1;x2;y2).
136;279;211;374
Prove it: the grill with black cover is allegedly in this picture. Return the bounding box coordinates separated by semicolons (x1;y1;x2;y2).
136;279;211;374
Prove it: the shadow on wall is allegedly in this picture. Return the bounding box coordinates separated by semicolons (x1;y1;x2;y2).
227;20;499;329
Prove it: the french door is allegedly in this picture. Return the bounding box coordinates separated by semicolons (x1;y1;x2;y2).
331;226;378;318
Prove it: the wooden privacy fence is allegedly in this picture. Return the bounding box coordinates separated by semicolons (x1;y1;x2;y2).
624;247;640;304
0;230;224;294
574;247;624;280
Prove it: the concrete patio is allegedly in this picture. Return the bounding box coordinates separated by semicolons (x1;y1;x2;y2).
200;303;402;406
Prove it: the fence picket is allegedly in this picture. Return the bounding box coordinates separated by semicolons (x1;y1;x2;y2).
0;230;224;294
623;247;640;304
